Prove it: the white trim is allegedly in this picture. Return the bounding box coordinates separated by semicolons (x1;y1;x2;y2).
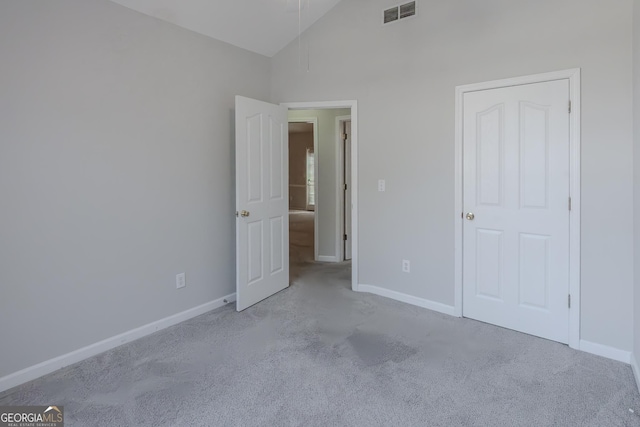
453;81;464;318
288;116;319;261
579;340;631;364
284;101;356;110
283;100;359;292
357;284;456;316
0;293;236;393
318;255;339;262
336;115;351;262
567;70;581;350
631;353;640;393
454;68;581;348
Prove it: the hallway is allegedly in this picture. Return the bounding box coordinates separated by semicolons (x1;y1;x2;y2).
289;210;351;286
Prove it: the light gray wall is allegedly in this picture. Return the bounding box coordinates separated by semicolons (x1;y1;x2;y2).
634;0;640;367
289;131;314;210
288;109;350;260
0;0;270;377
272;0;635;351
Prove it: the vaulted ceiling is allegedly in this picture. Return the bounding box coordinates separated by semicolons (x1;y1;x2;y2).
109;0;344;57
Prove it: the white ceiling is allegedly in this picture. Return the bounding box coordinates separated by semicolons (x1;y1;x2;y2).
109;0;344;57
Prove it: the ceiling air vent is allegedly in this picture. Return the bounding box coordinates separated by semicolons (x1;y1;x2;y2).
383;1;416;25
399;1;416;19
383;7;399;24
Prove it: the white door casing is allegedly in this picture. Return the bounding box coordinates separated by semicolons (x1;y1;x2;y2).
462;79;571;344
235;96;289;311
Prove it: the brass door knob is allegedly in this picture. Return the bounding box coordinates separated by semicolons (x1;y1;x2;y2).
466;212;475;221
240;210;250;218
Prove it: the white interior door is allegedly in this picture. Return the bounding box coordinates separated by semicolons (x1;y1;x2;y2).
344;120;352;260
462;80;570;343
235;96;289;311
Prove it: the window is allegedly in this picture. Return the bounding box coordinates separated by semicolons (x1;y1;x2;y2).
306;149;315;210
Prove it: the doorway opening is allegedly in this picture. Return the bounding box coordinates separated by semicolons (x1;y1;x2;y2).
288;118;318;266
284;101;358;291
233;97;358;311
288;120;317;279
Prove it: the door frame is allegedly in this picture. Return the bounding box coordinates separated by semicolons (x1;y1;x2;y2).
336;115;351;261
288;116;319;261
282;100;359;291
453;69;581;349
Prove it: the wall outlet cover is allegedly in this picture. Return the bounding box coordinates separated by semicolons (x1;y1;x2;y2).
176;272;186;289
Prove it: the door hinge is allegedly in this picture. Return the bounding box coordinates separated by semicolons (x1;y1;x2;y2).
342;133;348;141
568;197;572;211
569;100;572;114
568;294;571;309
344;234;348;241
344;183;348;191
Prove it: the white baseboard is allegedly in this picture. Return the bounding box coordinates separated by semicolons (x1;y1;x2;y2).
317;255;338;262
356;285;634;366
0;293;236;393
357;284;456;316
579;340;631;364
631;353;640;394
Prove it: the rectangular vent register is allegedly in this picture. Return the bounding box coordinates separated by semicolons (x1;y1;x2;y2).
384;1;416;24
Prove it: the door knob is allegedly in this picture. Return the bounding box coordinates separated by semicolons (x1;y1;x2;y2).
466;212;475;221
240;210;250;218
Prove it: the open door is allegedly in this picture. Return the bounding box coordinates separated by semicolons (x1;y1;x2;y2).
235;96;289;311
343;120;352;260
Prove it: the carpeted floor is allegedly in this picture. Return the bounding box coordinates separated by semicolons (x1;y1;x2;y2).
2;211;640;426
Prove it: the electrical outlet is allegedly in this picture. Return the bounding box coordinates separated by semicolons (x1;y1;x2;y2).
378;179;386;192
176;272;186;289
402;260;410;273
